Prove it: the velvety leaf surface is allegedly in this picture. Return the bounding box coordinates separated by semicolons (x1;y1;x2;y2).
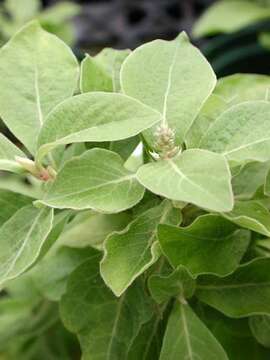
223;200;270;237
60;256;153;360
0;205;53;285
148;266;196;304
136;149;233;212
214;74;270;104
38;148;145;212
160;302;228;360
250;315;270;348
80;48;130;93
0;134;26;174
0;21;79;153
200;101;270;163
158;214;250;276
37;92;161;160
121;32;216;147
197;258;270;317
233;161;270;199
101;200;181;296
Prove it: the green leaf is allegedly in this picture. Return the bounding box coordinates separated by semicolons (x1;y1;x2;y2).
148;266;196;304
197;258;270;317
232;161;270;200
58;211;131;250
100;200;181;296
160;302;228;360
158;214;250;276
200;101;270;163
223;200;270;237
264;168;270;196
31;246;99;301
0;134;26;174
37;148;145;213
186;94;228;149
136;149;233;212
250;315;270;348
0;204;53;285
0;190;33;226
5;0;40;24
0;21;79;153
214;74;270;105
80;48;130;93
121;32;216;147
37;92;161;161
193;0;270;37
60;256;153;360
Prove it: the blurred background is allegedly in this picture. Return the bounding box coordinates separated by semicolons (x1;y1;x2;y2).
0;0;269;77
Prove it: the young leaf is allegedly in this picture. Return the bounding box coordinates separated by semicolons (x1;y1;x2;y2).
249;315;270;348
148;266;196;304
200;101;270;163
197;258;270;317
0;204;53;285
0;134;26;174
121;32;216;147
223;200;270;237
160;301;228;360
37;92;162;161
80;48;130;93
60;256;153;360
0;21;79;153
37;148;145;213
100;200;181;296
136;149;233;212
158;214;250;277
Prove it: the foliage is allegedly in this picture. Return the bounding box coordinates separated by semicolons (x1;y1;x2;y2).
0;20;270;359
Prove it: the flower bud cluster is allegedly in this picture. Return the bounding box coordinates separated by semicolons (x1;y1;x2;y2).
154;125;180;159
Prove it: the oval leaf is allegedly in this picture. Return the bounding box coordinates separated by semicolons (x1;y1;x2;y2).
37;148;145;213
0;21;79;153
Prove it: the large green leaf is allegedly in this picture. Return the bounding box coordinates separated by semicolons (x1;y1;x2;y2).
200;101;270;163
160;302;228;360
264;169;270;196
60;256;153;360
148;266;196;304
0;21;79;153
223;200;270;237
80;48;130;93
193;0;270;37
0;134;26;174
37;92;161;162
37;149;145;213
136;149;233;212
121;32;216;147
0;190;33;226
197;258;270;317
158;214;250;276
100;200;181;296
250;315;270;348
0;204;53;285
